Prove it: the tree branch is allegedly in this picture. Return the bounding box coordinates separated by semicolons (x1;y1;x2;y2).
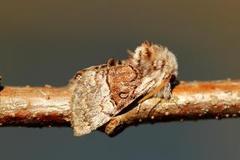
0;85;71;126
0;80;239;136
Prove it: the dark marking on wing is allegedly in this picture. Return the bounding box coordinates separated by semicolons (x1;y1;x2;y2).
107;65;141;110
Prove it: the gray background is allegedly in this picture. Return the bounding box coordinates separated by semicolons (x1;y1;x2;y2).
0;0;240;159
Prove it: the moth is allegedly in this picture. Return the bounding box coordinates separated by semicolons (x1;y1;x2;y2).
69;42;178;136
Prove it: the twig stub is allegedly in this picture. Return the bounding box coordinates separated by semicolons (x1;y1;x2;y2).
104;80;240;136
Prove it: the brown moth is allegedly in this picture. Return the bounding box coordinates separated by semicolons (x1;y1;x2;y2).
69;42;178;136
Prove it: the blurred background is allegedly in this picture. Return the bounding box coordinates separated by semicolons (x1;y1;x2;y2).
0;0;240;159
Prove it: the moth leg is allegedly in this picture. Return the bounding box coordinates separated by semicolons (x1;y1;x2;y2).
139;77;171;103
158;82;171;99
